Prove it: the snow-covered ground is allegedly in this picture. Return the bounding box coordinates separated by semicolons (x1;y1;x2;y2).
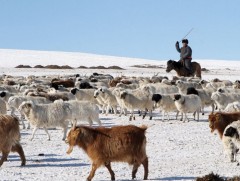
0;49;240;181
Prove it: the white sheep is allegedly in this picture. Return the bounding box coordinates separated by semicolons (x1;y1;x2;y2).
222;120;240;162
173;94;201;122
211;92;240;111
18;100;70;141
152;93;179;121
8;95;51;129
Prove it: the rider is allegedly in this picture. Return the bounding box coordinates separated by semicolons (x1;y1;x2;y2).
175;39;192;73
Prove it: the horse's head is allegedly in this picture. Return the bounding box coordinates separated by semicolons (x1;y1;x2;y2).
166;60;175;72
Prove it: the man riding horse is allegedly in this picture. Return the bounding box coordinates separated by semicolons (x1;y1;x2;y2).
175;39;192;74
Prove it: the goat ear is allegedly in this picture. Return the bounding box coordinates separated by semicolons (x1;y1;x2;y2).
72;122;76;131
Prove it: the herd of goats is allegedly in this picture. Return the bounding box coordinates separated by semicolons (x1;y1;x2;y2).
1;72;240;180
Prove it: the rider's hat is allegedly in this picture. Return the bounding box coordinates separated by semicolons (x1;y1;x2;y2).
182;39;188;44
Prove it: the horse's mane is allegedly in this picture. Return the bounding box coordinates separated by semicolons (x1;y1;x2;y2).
169;60;183;69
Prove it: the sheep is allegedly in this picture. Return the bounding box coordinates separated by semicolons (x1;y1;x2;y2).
173;94;201;122
94;87;118;115
0;115;26;167
120;89;153;121
152;94;179;121
208;112;240;139
64;100;101;126
222;120;240;162
186;87;215;115
211;91;240;111
18;100;70;141
8;95;51;129
66;125;148;181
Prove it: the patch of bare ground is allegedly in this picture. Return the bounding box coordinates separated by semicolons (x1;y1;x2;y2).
15;65;32;68
131;64;164;68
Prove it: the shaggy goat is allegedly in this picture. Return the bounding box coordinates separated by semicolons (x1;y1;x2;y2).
8;95;51;129
66;125;148;181
211;91;240;111
120;89;153;121
224;101;240;112
0;115;26;167
19;100;70;141
64;100;101;126
94;87;118;115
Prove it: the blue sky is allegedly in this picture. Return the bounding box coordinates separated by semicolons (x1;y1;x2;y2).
0;0;240;60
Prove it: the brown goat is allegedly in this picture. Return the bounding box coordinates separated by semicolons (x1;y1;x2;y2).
0;115;26;166
66;125;148;181
51;79;75;88
109;77;122;87
208;112;240;139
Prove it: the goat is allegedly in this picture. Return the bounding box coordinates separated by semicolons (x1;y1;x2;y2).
66;125;148;181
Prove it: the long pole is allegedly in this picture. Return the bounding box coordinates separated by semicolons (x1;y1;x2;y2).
180;28;194;41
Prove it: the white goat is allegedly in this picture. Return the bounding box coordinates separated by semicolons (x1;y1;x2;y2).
211;92;240;111
173;94;201;122
141;83;178;95
224;102;240;112
186;87;215;115
94;87;118;115
112;88;127;116
18;100;70;141
70;88;99;105
64;100;101;126
120;89;153;121
176;80;202;94
8;96;51;129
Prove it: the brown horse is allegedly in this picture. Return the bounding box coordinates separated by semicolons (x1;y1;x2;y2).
166;60;202;79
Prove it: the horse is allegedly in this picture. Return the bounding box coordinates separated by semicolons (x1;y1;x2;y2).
166;60;202;79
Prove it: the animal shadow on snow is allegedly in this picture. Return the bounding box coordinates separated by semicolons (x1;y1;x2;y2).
23;154;90;168
157;176;196;180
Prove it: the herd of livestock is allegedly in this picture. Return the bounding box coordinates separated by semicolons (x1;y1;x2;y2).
1;72;240;180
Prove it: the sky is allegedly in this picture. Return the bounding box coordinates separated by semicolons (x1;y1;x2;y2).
0;0;240;61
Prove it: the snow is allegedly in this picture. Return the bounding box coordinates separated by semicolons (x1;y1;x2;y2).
0;49;240;181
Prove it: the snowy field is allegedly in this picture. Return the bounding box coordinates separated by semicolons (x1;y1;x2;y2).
0;49;240;181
